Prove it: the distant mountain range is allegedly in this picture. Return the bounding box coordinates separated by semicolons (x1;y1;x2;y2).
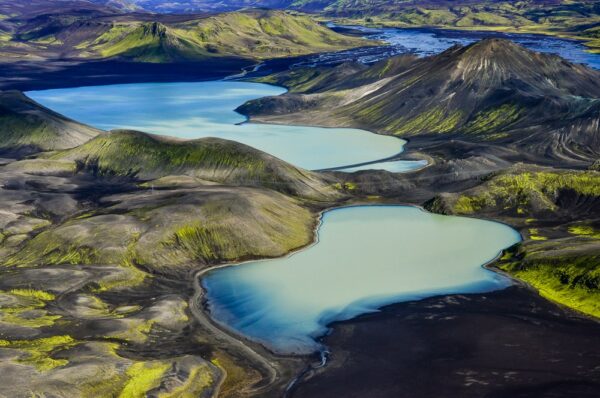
102;0;599;17
90;0;284;13
0;6;370;63
2;1;598;54
89;0;141;11
75;0;600;54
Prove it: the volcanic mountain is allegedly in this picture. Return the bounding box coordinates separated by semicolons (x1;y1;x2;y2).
239;39;600;166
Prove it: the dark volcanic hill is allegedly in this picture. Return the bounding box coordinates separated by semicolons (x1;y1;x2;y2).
240;39;600;166
0;91;99;156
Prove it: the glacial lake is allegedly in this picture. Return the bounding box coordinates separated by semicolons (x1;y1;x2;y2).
27;81;415;172
202;206;521;355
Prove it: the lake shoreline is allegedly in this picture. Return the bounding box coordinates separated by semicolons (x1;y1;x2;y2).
191;202;523;394
199;203;522;354
27;81;415;172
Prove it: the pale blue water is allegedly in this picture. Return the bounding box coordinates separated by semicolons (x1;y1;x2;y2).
27;81;412;171
202;206;521;355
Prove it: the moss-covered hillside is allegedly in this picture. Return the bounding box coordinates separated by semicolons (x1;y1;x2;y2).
3;9;372;63
0;152;324;395
114;1;600;52
0;91;99;156
50;129;336;198
310;0;600;53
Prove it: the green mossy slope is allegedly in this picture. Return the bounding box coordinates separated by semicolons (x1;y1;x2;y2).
498;243;600;318
51;129;335;198
438;168;600;217
0;91;99;156
304;0;600;53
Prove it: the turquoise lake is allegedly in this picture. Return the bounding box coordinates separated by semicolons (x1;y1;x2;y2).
202;206;521;355
27;81;413;171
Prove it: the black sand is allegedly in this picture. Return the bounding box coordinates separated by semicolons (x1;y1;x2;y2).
291;286;600;398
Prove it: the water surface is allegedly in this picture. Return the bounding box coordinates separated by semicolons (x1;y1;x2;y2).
27;81;412;171
202;206;521;355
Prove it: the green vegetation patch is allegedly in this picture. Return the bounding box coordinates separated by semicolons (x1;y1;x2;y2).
452;195;489;214
167;224;242;264
528;228;548;241
500;254;600;318
4;235;100;267
53;130;267;180
464;103;522;136
450;170;600;215
391;107;463;136
568;225;600;239
0;289;61;328
0;335;78;371
9;289;55;301
333;182;357;192
119;361;171;398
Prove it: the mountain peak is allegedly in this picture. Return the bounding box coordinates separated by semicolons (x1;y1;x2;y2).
445;37;575;89
140;22;168;38
468;38;522;51
456;37;537;65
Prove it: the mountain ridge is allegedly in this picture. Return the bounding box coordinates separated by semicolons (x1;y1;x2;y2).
105;0;600;53
0;8;372;63
240;38;600;166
